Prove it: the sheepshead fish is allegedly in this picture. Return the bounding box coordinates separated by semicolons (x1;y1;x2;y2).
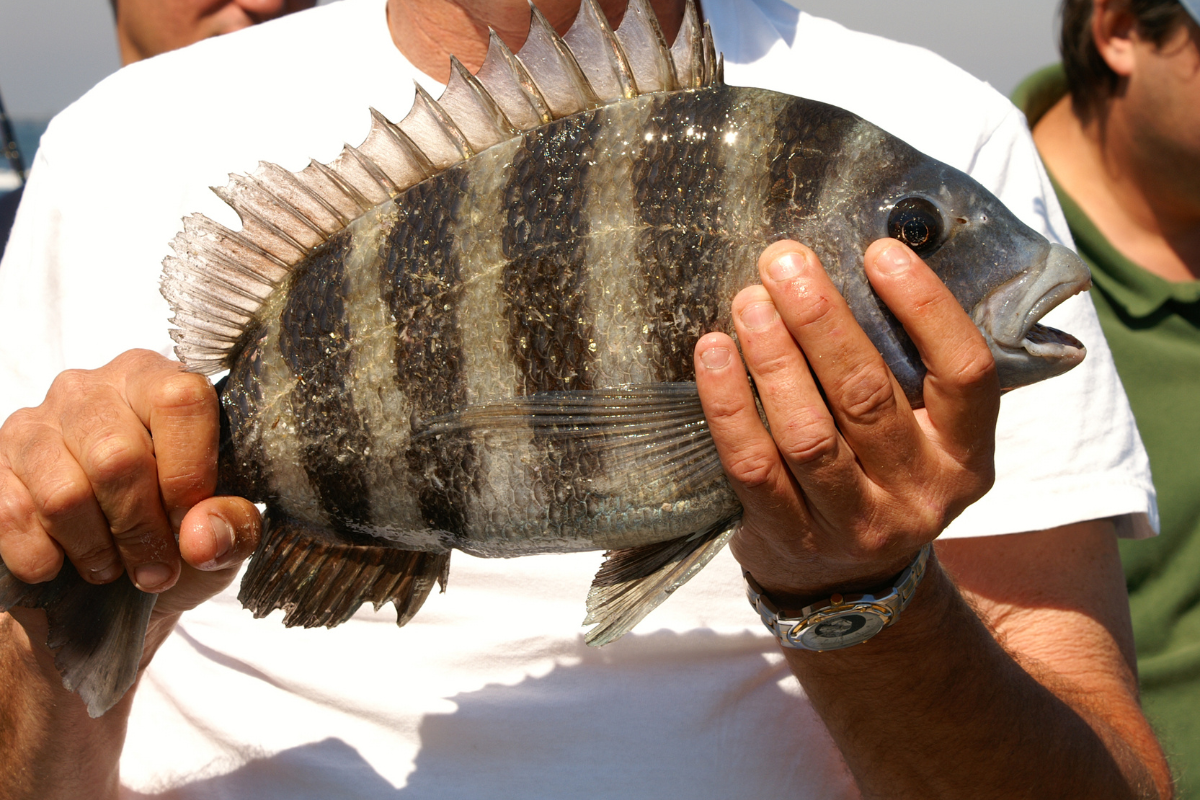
0;0;1090;717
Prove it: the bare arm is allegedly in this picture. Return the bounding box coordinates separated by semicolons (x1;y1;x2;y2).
695;240;1171;799
0;351;260;800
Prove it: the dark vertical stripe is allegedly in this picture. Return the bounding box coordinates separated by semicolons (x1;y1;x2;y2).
766;96;857;236
278;232;376;530
767;98;925;398
382;166;475;535
502;114;601;394
501;113;605;531
633;87;736;382
216;338;270;501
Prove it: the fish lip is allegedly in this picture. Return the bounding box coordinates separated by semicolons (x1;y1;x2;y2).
974;243;1092;359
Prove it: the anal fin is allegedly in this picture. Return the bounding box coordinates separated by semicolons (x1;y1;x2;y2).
0;560;155;718
583;515;740;646
238;512;449;629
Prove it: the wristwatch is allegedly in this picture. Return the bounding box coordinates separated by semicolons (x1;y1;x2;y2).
744;543;933;651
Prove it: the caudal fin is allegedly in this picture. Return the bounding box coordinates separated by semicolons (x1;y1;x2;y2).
0;561;155;718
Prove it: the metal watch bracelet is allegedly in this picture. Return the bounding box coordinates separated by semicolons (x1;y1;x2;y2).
744;543;933;651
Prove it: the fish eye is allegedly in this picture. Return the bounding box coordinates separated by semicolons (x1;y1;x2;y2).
887;197;944;257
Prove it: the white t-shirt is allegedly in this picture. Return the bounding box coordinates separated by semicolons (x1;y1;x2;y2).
0;0;1156;797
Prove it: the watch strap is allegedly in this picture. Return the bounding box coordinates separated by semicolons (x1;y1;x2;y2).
744;543;933;651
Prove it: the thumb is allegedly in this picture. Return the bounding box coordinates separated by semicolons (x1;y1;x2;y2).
158;497;261;615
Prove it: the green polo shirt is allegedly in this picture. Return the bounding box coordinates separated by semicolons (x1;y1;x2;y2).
1016;65;1200;793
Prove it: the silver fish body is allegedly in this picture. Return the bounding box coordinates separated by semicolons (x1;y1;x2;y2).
217;82;1086;561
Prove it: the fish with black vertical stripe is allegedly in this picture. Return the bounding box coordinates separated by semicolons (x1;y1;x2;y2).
0;0;1093;717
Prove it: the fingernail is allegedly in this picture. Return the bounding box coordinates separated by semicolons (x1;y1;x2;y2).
876;242;912;274
700;346;731;370
169;508;188;530
766;252;804;282
134;562;173;592
209;515;236;565
740;301;778;331
89;562;124;583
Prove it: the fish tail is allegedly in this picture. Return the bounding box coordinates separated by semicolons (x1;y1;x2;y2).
0;560;155;718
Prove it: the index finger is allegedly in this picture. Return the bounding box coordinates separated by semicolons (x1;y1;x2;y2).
863;239;999;465
121;352;220;529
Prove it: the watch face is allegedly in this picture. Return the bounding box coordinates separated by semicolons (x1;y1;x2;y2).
790;607;889;650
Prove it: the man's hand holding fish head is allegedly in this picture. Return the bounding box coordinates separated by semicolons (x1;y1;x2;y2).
696;239;1168;799
698;238;998;599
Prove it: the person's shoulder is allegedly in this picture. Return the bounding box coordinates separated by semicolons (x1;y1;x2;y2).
54;0;387;129
711;0;1018;168
38;0;412;223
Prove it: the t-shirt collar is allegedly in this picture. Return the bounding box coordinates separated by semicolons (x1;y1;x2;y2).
1014;64;1200;318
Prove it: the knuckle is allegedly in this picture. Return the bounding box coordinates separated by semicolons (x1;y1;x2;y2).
0;486;35;527
32;477;94;521
788;288;836;330
70;538;121;570
776;411;838;466
84;431;153;486
48;369;93;400
152;371;215;414
159;469;210;500
954;347;998;389
111;526;176;565
747;352;793;379
6;547;64;584
836;366;896;425
704;392;753;424
724;449;777;489
1;407;40;439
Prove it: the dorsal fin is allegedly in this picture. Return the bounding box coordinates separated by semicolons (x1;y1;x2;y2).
163;0;721;375
614;0;678;94
670;0;704;89
562;0;636;102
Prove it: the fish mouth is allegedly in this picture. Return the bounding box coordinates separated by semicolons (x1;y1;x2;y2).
973;243;1092;390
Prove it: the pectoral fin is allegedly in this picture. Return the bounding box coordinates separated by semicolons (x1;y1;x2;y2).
413;382;727;501
583;515;740;646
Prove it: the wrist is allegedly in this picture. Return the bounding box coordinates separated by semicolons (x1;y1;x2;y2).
731;529;924;608
744;544;934;651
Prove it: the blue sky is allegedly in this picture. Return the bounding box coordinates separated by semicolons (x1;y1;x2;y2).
0;0;1061;120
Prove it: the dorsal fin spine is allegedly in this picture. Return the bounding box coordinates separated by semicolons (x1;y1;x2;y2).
212;184;311;256
343;143;399;196
308;158;373;213
369;108;436;181
614;0;678;94
163;0;725;374
257;161;349;232
518;3;602;116
563;0;637;101
240;172;330;241
482;29;554;126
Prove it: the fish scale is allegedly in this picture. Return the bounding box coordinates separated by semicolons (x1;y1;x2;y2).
0;0;1093;718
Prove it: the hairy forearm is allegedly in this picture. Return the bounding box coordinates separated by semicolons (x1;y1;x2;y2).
0;610;179;800
785;560;1163;800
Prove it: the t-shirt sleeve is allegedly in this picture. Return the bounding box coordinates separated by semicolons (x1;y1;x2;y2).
942;107;1157;540
0;142;72;416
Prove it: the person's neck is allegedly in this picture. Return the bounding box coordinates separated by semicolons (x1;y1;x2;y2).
1033;95;1200;282
385;0;688;84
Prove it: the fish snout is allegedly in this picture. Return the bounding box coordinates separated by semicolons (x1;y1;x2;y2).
973;243;1092;392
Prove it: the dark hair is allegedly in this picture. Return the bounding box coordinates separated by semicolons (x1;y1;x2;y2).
1059;0;1193;120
